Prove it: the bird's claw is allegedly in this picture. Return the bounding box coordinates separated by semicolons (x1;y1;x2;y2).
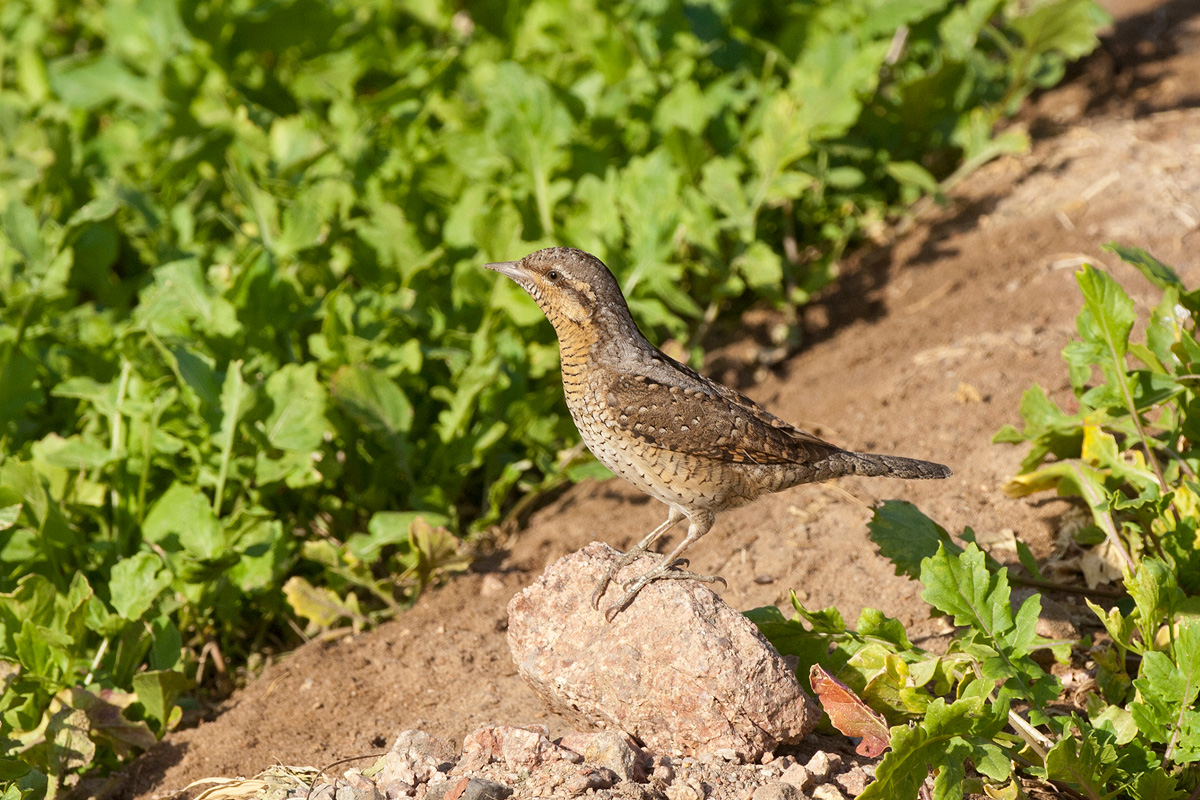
591;546;656;610
598;561;726;621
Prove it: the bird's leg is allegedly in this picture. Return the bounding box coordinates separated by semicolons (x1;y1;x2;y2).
603;511;725;621
591;507;685;609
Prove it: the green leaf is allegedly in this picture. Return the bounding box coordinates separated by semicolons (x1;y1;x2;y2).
884;161;941;196
330;365;413;438
31;434;120;470
347;511;451;562
1010;0;1108;63
1;200;47;270
142;483;222;559
108;553;170;621
1075;264;1135;364
1043;723;1120;799
264;363;329;452
733;242;783;291
131;669;191;730
1126;558;1182;648
0;350;42;427
921;542;1010;635
1103;243;1185;291
859;696;988;800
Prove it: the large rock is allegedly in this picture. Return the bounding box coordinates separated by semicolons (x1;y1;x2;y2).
506;542;819;760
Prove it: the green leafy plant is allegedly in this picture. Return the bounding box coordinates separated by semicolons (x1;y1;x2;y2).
0;0;1106;792
753;250;1200;798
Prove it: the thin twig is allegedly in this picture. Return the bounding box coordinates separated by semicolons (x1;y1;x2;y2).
1009;574;1125;599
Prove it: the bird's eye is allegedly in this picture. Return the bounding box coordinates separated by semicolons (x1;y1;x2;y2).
546;270;560;282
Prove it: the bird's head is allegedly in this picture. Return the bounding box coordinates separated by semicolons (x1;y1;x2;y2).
485;247;632;337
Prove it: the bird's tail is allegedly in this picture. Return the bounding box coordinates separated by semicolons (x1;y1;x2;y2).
826;451;951;480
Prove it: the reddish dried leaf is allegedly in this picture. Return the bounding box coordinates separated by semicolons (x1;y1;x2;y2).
809;664;891;758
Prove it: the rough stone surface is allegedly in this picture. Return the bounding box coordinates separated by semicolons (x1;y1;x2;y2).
382;730;457;787
835;765;869;797
507;543;820;760
441;777;512;800
751;782;803;800
811;785;846;800
804;751;840;782
458;725;583;773
778;763;812;791
339;770;384;800
557;731;649;782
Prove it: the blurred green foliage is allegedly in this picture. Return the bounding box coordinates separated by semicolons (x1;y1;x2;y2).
0;0;1104;792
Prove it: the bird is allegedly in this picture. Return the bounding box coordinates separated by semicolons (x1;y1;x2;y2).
486;246;950;620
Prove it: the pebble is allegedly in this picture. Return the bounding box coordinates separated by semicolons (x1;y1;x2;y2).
804;751;842;781
778;763;812;791
811;785;846;800
750;782;803;800
834;765;869;797
580;731;648;782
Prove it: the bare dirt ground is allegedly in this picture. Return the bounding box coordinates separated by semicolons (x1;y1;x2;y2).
113;1;1200;796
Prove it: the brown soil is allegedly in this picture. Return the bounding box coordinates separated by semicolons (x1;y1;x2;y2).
113;2;1200;797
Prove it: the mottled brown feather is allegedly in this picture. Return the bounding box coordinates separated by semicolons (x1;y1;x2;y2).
605;370;841;466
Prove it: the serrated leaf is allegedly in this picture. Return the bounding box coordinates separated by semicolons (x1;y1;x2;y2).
1075;264;1135;364
859;696;986;800
919;543;1045;691
1043;724;1120;799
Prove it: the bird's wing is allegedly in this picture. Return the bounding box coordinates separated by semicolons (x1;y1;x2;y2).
604;368;843;465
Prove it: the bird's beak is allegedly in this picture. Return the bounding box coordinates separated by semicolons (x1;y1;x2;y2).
484;260;528;282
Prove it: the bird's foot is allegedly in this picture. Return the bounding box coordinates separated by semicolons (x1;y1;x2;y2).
590;546;658;610
601;560;727;622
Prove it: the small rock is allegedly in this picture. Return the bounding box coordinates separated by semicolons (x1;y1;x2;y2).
440;777;511;800
459;725;582;772
480;574;506;596
834;766;869;797
382;730;457;786
778;763;811;791
664;777;704;800
751;782;802;800
507;543;819;760
334;771;383;800
309;784;336;800
804;751;842;781
612;780;658;800
651;760;675;785
421;777;454;800
811;785;846;800
562;767;620;794
335;780;376;800
580;731;648;782
381;780;415;800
